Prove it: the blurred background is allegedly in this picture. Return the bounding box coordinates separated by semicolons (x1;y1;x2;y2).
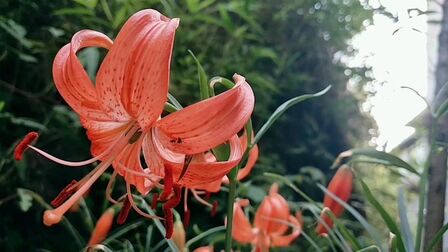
0;0;444;251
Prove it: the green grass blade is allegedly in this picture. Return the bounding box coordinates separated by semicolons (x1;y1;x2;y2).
253;85;331;146
359;179;406;252
185;226;226;248
397;188;414;252
188;50;209;100
145;225;153;252
103;220;145;244
337;148;419;175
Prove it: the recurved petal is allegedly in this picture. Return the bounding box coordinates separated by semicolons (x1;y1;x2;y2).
270;215;301;247
232;199;256;244
254;185;290;235
96;9;178;127
156;74;255;155
80;119;130;158
153;132;243;189
53;30;113;121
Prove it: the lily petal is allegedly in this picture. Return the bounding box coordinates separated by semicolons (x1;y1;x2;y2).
142;132;166;177
81;119;130;158
96;9;179;128
254;185;290;235
232;199;256;244
270;215;301;247
153;133;243;189
156;74;255;154
53;30;113;121
112;137;149;194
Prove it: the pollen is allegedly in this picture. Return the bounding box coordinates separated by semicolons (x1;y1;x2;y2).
14;132;39;161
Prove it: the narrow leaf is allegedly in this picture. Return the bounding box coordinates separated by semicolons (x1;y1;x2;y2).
359;179;406;252
188;50;209;100
335;148;419;175
397;188;414;252
253;85;331;146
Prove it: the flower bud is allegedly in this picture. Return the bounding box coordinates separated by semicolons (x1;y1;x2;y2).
316;165;353;235
88;208;115;246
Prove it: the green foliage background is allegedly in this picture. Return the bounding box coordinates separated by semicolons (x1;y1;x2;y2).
0;0;374;251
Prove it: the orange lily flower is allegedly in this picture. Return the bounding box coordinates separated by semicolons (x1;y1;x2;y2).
14;9;254;232
315;165;353;235
88;207;116;246
193;246;214;252
232;184;301;251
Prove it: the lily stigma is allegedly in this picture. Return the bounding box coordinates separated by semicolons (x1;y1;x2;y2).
14;9;254;238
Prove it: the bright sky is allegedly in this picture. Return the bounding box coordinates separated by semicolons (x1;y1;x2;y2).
349;0;428;151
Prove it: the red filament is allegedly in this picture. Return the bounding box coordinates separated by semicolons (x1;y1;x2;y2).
151;192;159;210
163;208;174;239
160;165;173;201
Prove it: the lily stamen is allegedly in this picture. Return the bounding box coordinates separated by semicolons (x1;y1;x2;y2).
125;182;161;220
106;171;119;204
43;158;115;226
191;189;213;208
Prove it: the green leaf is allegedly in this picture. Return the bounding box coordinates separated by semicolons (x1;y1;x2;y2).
53;7;95;16
246;185;266;202
104;221;145;244
78;47;100;81
10;117;47;131
188;50;209;100
0;19;33;48
0;101;5;112
336;148;419;175
427;222;448;252
397;188;414;252
390;233;398;252
123;240;135;252
145;225;153;252
253;85;331;146
337;222;363;250
356;246;381;252
73;0;98;9
435;97;448;118
359;179;406;252
17;188;33;212
185;226;226;249
168;93;183;109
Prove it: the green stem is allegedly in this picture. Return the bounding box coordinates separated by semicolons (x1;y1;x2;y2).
224;167;238;252
415;118;437;252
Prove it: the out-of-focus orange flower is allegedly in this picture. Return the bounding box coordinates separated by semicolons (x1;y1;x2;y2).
315;165;353;235
88;208;116;246
232;184;301;251
193;246;214;252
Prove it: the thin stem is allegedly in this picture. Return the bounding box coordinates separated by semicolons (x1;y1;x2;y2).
415;118;437;252
224;166;239;252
